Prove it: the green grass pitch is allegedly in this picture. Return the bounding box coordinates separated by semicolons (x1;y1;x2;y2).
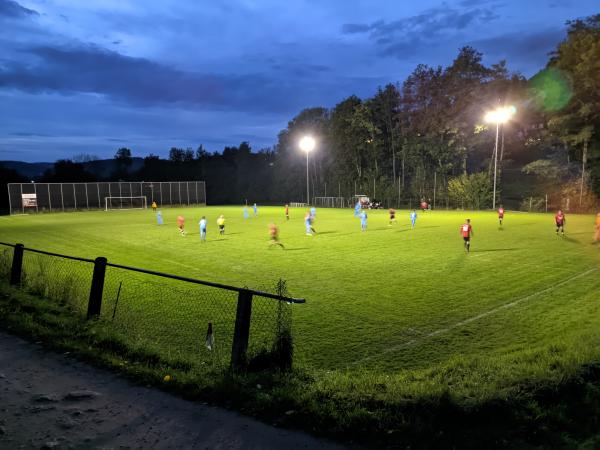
1;206;599;375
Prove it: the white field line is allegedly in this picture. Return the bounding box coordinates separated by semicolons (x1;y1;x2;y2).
350;266;599;367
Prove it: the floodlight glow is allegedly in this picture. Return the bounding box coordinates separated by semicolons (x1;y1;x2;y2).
485;106;516;124
299;136;315;153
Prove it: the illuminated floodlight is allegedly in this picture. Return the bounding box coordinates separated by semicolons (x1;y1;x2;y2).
299;136;316;153
485;106;516;124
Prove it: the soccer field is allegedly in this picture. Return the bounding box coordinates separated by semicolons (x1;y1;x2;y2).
1;206;599;374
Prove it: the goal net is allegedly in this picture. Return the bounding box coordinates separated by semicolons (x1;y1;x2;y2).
313;197;345;208
105;196;147;211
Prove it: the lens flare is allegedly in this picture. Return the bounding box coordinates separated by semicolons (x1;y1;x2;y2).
530;67;573;112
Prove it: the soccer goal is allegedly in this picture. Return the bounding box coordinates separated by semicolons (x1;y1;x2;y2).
105;196;147;211
313;197;345;208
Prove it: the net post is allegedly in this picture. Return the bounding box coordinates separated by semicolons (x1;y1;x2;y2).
87;257;107;319
231;289;253;370
10;244;24;286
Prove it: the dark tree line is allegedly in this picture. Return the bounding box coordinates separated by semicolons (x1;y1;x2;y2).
14;13;600;211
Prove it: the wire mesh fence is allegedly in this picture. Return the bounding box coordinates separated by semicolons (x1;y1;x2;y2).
19;249;93;316
7;181;206;215
102;265;239;368
0;242;304;371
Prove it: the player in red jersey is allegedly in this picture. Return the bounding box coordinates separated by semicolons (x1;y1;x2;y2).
555;210;565;236
388;208;397;226
498;205;505;226
460;219;473;253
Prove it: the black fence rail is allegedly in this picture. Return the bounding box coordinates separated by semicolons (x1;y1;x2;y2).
0;242;304;370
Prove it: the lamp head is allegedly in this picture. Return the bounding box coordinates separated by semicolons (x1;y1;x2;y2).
299;136;316;153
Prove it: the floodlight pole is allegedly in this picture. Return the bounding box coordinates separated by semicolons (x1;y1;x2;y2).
306;150;310;205
492;121;500;210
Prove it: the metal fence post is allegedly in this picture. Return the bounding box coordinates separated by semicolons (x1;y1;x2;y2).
231;289;253;369
87;257;107;319
10;244;24;286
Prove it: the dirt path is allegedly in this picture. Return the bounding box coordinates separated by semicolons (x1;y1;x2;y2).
0;332;347;449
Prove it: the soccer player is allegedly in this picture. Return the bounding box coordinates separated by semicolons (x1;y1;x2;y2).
269;223;284;248
253;203;258;216
410;209;417;228
310;206;316;220
305;211;316;235
217;214;225;235
243;206;249;219
177;215;185;236
285;204;289;221
156;210;163;225
555;209;566;236
498;205;505;226
420;200;428;211
151;201;157;212
360;211;368;232
199;216;207;241
460;219;473;253
354;201;361;217
594;213;600;244
389;208;397;226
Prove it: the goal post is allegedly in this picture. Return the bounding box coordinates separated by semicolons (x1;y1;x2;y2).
105;196;147;211
313;197;345;208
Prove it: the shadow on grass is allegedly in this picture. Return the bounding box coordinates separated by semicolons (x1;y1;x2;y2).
471;248;520;253
314;231;337;235
284;247;309;252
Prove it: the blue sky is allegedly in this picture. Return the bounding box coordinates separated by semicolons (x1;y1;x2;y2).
0;0;597;162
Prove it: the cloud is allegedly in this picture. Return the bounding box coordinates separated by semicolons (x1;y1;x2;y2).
0;44;297;112
341;5;499;59
0;0;38;18
471;28;565;73
342;6;498;38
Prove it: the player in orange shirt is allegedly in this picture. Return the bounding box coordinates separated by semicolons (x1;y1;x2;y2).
498;205;505;226
460;219;473;253
269;223;284;248
555;210;565;236
285;204;290;221
594;213;600;244
177;215;185;236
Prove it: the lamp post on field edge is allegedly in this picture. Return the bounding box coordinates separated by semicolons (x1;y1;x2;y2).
299;136;315;205
485;106;515;209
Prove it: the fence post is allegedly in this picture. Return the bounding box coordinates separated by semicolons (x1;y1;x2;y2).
231;289;253;370
87;257;107;319
10;244;24;286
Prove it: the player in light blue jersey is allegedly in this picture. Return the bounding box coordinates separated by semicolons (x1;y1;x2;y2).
199;216;207;242
360;211;368;231
253;203;258;216
354;201;361;217
156;210;164;225
243;206;249;219
305;211;316;235
410;209;417;228
310;206;316;219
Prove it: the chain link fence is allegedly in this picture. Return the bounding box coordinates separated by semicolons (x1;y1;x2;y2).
7;181;206;215
0;242;303;371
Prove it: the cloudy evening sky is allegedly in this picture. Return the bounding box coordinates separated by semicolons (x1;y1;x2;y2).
0;0;597;162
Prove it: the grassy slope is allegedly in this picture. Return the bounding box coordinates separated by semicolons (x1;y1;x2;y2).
1;206;600;447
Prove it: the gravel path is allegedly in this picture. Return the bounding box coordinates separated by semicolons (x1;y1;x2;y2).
0;331;347;449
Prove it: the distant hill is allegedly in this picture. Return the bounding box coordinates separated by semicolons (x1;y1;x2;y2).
1;158;145;180
0;161;53;180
